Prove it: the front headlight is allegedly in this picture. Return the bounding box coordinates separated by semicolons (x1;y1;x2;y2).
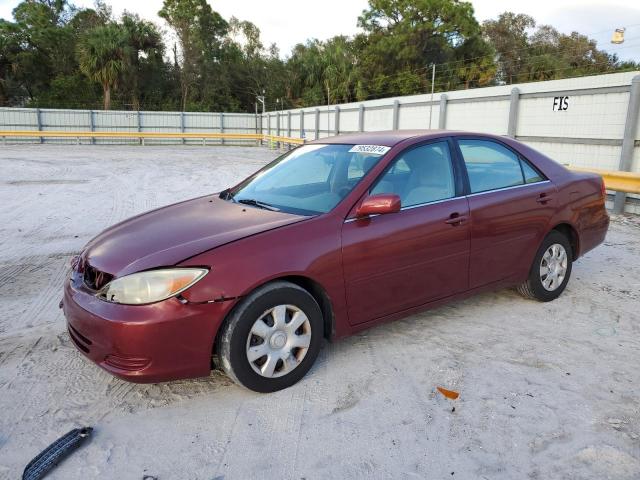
97;268;208;305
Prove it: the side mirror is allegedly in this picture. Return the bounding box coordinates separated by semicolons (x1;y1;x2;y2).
356;194;401;218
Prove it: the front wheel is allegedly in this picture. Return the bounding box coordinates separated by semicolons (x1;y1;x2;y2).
218;281;323;393
517;230;573;302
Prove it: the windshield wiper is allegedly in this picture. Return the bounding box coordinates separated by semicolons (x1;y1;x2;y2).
235;198;280;211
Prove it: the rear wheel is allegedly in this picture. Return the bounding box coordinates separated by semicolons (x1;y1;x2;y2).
517;230;572;302
218;281;323;393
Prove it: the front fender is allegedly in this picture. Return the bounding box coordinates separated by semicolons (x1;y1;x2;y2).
177;214;351;338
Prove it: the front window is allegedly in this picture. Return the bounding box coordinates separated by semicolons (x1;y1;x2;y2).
227;144;387;215
370;141;456;207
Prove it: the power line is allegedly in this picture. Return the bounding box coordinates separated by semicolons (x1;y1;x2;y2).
434;36;640;74
348;37;640;101
430;22;640;70
434;41;640;84
306;34;640;105
349;53;639;104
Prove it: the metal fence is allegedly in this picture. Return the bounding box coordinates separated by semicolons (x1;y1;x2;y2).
0;109;259;145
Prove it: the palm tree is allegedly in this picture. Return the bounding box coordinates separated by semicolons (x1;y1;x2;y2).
456;56;498;89
121;14;162;109
77;24;129;110
320;37;356;104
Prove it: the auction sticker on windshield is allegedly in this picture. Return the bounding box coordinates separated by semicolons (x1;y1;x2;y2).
348;145;391;155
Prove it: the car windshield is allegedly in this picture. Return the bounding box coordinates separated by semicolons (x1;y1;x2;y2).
226;144;388;215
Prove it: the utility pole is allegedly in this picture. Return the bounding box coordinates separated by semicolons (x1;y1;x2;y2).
429;63;436;129
256;95;265;114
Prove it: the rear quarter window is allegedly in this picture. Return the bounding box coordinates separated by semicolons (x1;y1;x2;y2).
521;159;545;184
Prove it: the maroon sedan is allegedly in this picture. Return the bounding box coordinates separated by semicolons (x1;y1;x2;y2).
63;131;609;392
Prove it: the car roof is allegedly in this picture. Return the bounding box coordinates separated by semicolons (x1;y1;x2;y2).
307;129;571;181
308;130;495;147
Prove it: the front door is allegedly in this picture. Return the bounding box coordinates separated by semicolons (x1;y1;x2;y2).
341;141;470;325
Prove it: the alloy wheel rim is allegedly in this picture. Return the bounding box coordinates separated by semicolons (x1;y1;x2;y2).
539;243;568;292
246;304;312;378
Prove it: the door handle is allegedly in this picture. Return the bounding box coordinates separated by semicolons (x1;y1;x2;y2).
445;213;468;225
536;193;554;204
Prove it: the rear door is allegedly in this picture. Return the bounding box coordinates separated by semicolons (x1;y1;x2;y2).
455;138;557;289
341;140;470;325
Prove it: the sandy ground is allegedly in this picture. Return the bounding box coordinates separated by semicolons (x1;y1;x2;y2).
0;145;639;480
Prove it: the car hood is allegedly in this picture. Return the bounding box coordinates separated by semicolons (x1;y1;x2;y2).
82;195;306;277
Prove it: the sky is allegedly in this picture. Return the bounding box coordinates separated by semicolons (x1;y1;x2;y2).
0;0;639;61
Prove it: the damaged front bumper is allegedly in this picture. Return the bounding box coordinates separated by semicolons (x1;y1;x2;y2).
62;276;237;383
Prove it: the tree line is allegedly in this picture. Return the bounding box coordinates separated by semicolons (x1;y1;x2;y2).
0;0;637;112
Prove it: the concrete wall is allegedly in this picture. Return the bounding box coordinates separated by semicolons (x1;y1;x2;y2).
263;72;640;175
261;72;640;213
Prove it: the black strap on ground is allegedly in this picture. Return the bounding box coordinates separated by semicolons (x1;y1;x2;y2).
22;427;93;480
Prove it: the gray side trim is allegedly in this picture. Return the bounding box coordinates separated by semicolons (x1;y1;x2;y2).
466;180;551;198
614;74;640;213
335;107;360;113
364;104;396;112
392;100;400;130
36;108;43;144
397;100;440;108
520;85;630;99
344;196;462;224
400;196;459;211
438;95;448;129
508;88;520;138
516;136;623;146
448;95;511;104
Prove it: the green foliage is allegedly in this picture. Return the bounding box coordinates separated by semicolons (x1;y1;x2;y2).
0;0;636;111
287;37;358;106
159;0;228;110
483;12;535;84
121;13;163;109
77;23;129;109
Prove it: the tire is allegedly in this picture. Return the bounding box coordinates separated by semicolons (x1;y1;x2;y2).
218;281;323;393
517;230;573;302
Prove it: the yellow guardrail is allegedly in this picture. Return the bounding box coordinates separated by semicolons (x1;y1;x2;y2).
0;130;305;146
1;130;636;193
568;166;640;194
263;134;305;145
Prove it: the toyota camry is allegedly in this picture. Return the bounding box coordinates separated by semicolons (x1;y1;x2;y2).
62;130;609;392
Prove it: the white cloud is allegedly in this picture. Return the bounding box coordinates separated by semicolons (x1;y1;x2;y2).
0;0;638;60
0;0;369;55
